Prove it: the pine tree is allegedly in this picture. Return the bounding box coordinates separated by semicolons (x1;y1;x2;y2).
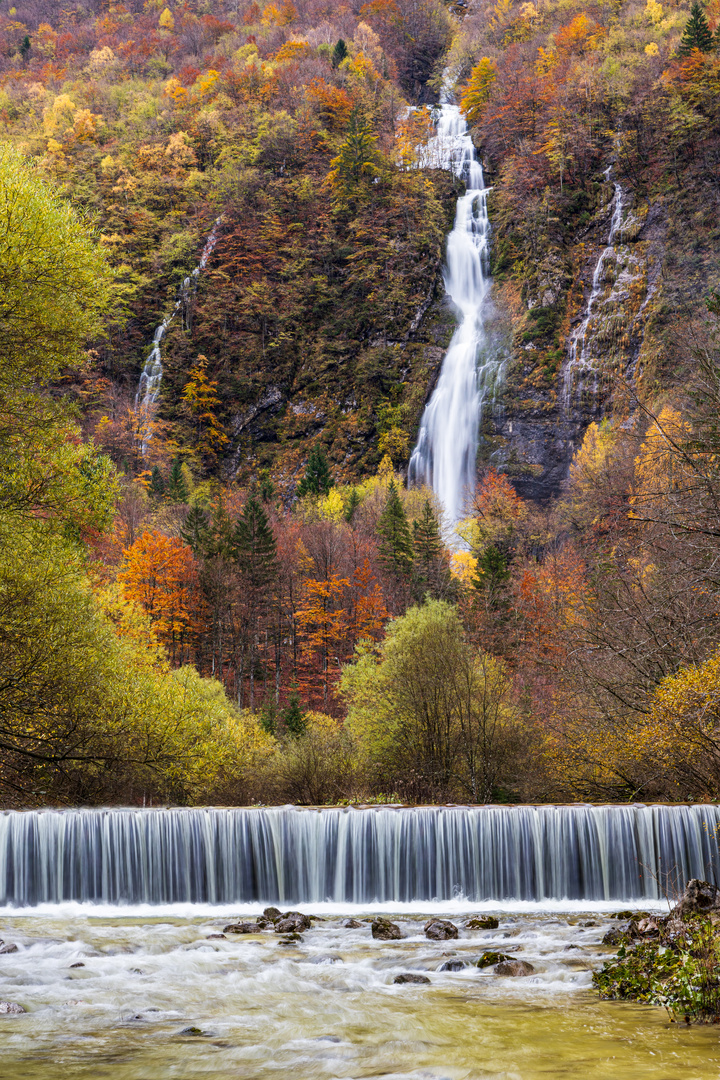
282;690;307;738
327;108;379;196
150;465;165;498
474;544;511;608
377;480;414;577
332;38;348;68
677;1;714;55
297;446;334;497
412;499;448;598
344;487;361;523
167;459;189;504
180;504;210;556
235;496;279;709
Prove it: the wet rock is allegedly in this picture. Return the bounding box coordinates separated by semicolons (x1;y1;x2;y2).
342;918;362;929
476;951;515;968
263;906;282;922
180;1027;205;1036
70;962;85;968
466;916;499;930
223;922;257;934
564;945;580;951
371;918;403;941
424;919;459;941
633;917;661;938
393;973;431;984
494;960;535;977
611;910;637;920
602;926;630;946
0;1002;25;1014
275;913;311;933
206;934;226;940
578;920;597;928
0;944;18;954
309;954;343;965
671;879;720;920
278;933;303;945
438;959;466;972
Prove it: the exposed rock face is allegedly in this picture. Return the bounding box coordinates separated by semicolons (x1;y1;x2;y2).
671;879;720;920
393;972;431;984
466;916;499;930
494;959;535;977
0;1002;25;1014
371;918;403;941
424;919;459;940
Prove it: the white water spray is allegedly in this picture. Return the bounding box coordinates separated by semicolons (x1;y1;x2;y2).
562;179;624;406
408;100;500;527
135;217;222;453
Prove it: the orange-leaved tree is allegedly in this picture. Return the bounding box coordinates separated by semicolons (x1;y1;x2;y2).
119;531;201;664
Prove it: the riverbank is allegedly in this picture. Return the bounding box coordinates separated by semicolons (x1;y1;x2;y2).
594;879;720;1024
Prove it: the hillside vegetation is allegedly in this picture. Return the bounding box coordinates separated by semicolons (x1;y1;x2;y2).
0;0;720;807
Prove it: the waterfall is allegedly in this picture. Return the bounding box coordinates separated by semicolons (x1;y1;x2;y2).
408;100;500;528
562;179;624;407
1;805;718;906
135;217;222;453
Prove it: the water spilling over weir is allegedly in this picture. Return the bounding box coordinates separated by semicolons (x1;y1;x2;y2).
1;804;718;907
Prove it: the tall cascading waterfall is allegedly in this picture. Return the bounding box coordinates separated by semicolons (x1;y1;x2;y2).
135;217;222;453
408;99;501;527
562;177;624;408
1;805;718;906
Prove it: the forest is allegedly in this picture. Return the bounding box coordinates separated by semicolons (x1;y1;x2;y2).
0;0;719;808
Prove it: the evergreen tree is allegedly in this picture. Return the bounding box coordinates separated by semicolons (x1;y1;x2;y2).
377;480;414;577
473;544;511;608
677;1;714;55
235;496;279;708
282;690;307;738
20;35;30;60
167;459;189;503
332;38;348;68
150;465;165;498
180;504;210;555
344;487;361;523
297;446;334;497
412;499;451;598
258;468;275;503
327;108;379;195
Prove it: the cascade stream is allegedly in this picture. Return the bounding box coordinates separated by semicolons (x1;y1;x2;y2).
135;217;222;453
408;98;500;527
1;804;718;907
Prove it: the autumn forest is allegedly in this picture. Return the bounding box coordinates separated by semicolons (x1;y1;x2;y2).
1;0;720;809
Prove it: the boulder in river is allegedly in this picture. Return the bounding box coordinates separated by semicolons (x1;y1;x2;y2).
476;951;515;968
0;1002;25;1014
223;922;257;934
263;907;282;921
494;960;535;977
342;919;363;929
424;919;459;941
206;934;226;940
393;973;431;984
466;916;499;930
371;918;403;940
0;944;18;954
438;959;466;972
275;913;311;933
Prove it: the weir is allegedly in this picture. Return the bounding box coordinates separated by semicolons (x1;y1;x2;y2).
0;805;718;907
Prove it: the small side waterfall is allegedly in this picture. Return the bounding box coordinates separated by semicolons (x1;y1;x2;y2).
0;805;718;906
409;100;500;527
562;180;624;407
135;217;222;453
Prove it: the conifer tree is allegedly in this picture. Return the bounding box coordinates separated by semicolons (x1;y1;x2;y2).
377;480;414;577
297;447;334;497
150;465;165;498
677;1;714;55
332;38;348;68
327;108;379;196
235;496;279;708
167;459;189;504
412;498;448;597
180;504;210;555
344;488;361;523
282;690;307;738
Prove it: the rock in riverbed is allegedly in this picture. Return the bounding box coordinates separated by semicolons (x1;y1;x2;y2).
371;918;403;940
494;960;534;977
223;923;257;934
424;919;458;941
394;973;431;984
438;959;466;971
466;916;499;930
0;1002;25;1014
342;918;363;929
275;912;312;933
476;951;515;968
